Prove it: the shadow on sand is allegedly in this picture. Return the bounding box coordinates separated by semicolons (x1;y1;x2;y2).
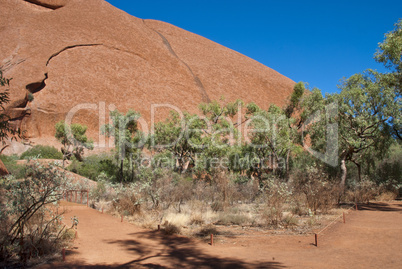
357;202;402;212
41;230;286;269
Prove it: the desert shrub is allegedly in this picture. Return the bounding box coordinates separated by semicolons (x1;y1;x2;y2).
0;154;26;179
112;192;141;216
374;144;402;194
211;201;225;212
236;179;260;203
292;165;337;214
193;180;214;202
0;160;73;264
282;214;298;228
348;177;379;203
290;200;308;216
262;207;282;227
262;177;291;226
196;224;218;237
136;168;193;211
214;170;239;205
20;145;63;160
190;214;205;226
61;228;76;241
216;213;250;226
94;199;112;212
89;174;114;203
159;175;193;212
163;222;181;235
376;191;398;201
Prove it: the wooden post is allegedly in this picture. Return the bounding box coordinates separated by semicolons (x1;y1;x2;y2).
158;224;160;231
315;234;318;247
80;192;83;204
343;212;345;224
355;204;358;211
87;191;89;207
62;248;66;261
210;234;214;246
102;208;104;214
75;231;78;239
121;215;123;222
75;191;77;203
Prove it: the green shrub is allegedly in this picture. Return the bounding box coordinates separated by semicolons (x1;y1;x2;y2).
68;154;116;181
0;154;26;179
20;145;63;160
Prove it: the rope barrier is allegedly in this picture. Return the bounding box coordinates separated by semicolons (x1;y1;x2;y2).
316;203;356;236
313;203;357;247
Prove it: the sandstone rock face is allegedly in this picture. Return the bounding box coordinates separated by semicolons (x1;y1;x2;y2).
0;0;295;150
0;159;9;177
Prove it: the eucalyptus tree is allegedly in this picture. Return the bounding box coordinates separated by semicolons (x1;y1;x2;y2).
102;110;145;182
301;71;395;192
375;19;402;140
55;121;94;167
150;111;206;173
238;102;297;182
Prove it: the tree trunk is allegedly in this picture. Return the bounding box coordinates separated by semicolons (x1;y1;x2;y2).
285;149;290;179
119;159;124;182
356;162;361;181
340;158;347;201
340;159;347;189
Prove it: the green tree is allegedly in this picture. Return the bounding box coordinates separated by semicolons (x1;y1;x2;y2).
285;81;305;119
240;103;296;182
375;19;402;91
302;71;395;193
102;110;144;182
150;111;206;173
374;19;402;140
55;121;94;167
196;99;243;176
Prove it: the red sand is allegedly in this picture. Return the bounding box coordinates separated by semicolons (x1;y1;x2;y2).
38;201;402;268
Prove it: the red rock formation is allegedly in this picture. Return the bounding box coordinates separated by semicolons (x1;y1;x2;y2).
0;0;295;150
0;159;9;177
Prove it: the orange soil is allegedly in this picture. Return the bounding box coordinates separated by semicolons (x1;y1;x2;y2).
38;201;402;268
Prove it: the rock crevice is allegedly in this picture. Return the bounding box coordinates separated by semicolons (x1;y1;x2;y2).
23;0;65;10
143;20;211;103
26;73;47;94
46;44;146;66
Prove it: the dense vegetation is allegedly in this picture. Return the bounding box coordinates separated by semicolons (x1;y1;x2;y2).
20;145;63;160
90;21;401;194
0;19;401;265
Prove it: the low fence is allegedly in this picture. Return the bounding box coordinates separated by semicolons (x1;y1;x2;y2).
313;203;358;246
62;189;89;207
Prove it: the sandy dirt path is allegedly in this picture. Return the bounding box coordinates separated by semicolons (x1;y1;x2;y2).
38;201;402;268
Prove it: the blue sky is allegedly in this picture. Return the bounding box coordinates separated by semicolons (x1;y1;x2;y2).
105;0;401;94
